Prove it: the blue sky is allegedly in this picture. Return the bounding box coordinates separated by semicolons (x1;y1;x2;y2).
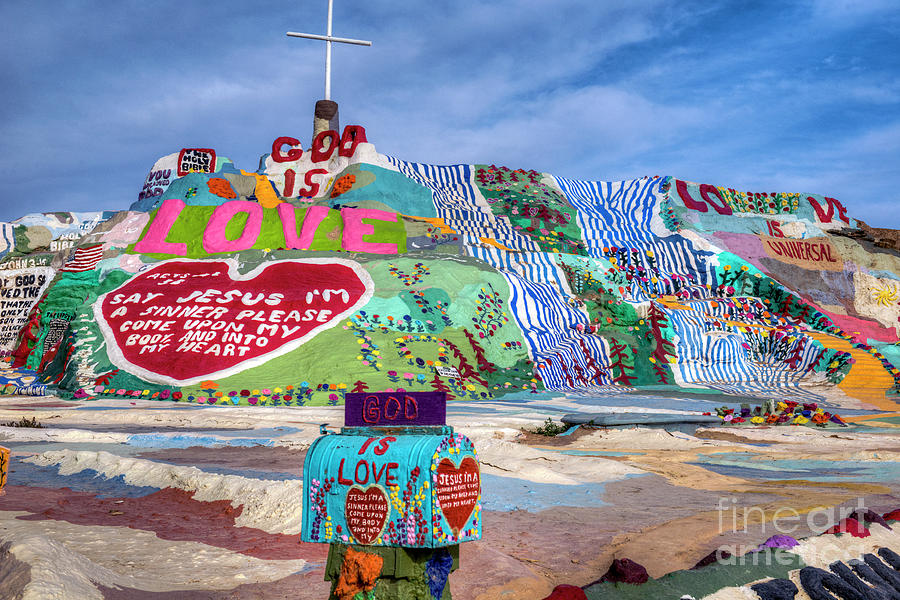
2;1;898;228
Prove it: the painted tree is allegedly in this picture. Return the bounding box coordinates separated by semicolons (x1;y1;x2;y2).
571;361;590;387
94;369;120;387
645;302;676;384
443;339;487;386
608;338;636;386
805;348;826;374
429;373;455;401
556;353;575;387
784;336;807;369
793;303;811;323
351;380;368;393
463;328;497;374
578;337;607;384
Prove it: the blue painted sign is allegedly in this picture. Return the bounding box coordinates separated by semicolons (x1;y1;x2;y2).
344;391;446;427
302;427;481;548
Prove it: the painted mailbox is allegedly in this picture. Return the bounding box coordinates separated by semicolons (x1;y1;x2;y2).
301;393;482;548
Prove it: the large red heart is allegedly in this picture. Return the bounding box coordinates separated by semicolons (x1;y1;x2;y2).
434;456;480;535
345;485;389;545
94;258;373;385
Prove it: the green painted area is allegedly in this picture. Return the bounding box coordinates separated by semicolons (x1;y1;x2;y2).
47;247;535;403
871;340;900;367
584;549;804;600
142;254;535;404
23;271;101;370
39;270;172;396
181;316;512;405
474;164;587;255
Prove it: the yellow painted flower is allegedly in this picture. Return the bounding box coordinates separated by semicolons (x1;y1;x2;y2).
751;416;764;424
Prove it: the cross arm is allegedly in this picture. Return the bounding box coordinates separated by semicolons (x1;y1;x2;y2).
286;31;372;46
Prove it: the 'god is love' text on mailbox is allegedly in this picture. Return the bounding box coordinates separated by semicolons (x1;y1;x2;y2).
301;393;482;548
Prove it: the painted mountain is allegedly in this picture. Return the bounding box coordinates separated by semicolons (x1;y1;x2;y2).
1;125;898;411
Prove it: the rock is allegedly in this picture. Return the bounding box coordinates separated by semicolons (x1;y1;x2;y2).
541;584;588;600
598;558;650;585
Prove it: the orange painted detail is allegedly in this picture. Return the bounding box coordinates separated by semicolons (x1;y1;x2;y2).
333;546;383;600
240;170;282;208
207;177;237;199
657;296;692;311
806;331;899;411
408;216;457;235
331;174;356;198
843;412;900;423
479;237;516;251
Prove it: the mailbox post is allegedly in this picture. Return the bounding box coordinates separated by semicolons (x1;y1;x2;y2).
0;445;8;495
302;391;481;599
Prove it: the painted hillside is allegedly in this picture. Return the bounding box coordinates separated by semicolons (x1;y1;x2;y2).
2;125;899;411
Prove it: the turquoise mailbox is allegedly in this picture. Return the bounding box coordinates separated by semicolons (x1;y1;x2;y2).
302;394;482;548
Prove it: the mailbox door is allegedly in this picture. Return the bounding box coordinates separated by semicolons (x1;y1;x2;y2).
429;432;482;546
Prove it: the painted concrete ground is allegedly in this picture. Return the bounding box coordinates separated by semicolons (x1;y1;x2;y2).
0;391;898;600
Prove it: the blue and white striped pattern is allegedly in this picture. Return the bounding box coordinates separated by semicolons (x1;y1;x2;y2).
552;176;661;243
667;303;824;401
462;244;613;389
382;157;485;225
466;246;571;292
501;269;613;389
383;156;541;250
383;157;478;207
552;176;717;293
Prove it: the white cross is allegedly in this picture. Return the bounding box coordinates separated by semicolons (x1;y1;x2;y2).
287;0;372;101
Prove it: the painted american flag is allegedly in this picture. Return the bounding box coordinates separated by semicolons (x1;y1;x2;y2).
60;244;104;272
